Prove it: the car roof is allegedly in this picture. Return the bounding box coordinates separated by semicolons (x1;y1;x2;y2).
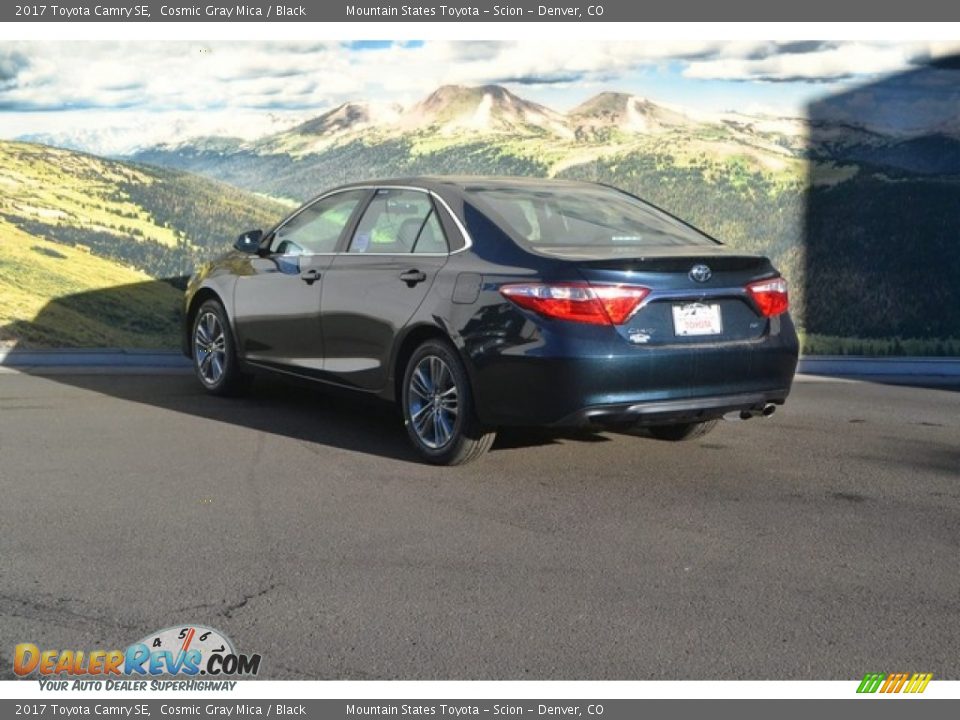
335;175;608;195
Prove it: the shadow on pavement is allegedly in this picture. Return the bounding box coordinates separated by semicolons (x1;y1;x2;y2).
11;371;615;463
1;281;614;463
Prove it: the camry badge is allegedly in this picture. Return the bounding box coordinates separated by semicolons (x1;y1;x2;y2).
689;264;712;283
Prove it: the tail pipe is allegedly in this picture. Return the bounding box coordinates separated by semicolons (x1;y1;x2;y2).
725;403;777;421
740;403;776;420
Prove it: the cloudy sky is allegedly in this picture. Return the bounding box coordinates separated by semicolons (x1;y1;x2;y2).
1;40;959;154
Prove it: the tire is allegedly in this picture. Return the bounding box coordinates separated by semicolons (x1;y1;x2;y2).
401;339;495;465
191;299;251;397
645;419;718;442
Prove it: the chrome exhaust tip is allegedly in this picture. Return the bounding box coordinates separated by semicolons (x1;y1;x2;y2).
728;403;777;421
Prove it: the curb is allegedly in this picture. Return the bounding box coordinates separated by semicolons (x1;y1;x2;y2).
798;356;960;379
0;349;191;372
1;350;959;380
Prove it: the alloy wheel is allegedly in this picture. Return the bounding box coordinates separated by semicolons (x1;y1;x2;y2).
407;354;459;449
194;311;227;385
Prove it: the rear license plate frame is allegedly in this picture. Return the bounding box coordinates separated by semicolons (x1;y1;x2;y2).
672;302;723;337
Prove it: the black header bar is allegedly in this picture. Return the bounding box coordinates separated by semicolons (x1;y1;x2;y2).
6;0;960;22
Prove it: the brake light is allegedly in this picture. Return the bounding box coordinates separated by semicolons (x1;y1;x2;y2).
500;282;650;325
746;277;789;317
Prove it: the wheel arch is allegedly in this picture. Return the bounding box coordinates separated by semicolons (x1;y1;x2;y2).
184;287;226;355
391;324;477;406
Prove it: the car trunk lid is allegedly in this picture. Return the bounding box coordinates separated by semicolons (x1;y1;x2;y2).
561;245;778;346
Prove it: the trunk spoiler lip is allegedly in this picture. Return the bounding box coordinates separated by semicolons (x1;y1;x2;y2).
572;256;774;274
530;245;769;264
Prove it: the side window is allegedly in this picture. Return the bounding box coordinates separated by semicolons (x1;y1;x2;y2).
348;189;447;254
412;211;448;254
270;190;366;254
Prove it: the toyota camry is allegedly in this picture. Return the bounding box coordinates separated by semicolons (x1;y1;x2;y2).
184;177;799;465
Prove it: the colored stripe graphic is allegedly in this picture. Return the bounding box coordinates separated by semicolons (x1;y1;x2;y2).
857;673;886;693
881;673;908;693
904;673;933;694
857;672;932;694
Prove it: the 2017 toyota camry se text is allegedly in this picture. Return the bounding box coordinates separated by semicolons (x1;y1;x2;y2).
183;177;799;465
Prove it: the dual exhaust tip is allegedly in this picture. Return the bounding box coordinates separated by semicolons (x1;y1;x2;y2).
725;404;777;421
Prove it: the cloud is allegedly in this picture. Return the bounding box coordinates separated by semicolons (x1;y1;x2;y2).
5;40;957;117
493;73;585;85
447;41;507;62
0;50;29;89
811;63;960;134
4;40;960;152
683;42;960;82
743;41;840;61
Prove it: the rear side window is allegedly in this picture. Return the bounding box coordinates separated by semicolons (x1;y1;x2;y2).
348;189;448;254
468;185;715;248
411;211;448;254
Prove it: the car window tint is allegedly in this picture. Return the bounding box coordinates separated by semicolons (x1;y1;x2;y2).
469;186;715;248
348;189;439;254
271;190;366;254
411;210;449;254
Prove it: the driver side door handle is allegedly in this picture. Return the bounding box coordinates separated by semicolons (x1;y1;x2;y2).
301;269;322;285
399;269;427;287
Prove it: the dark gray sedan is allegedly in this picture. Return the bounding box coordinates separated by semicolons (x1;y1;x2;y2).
184;177;799;464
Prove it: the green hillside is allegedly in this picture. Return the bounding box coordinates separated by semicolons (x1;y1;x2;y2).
0;141;290;348
0;217;180;348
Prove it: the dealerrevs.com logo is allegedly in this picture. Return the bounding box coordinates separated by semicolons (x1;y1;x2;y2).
14;625;261;690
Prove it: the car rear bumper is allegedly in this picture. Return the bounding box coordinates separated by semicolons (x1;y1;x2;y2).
552;389;790;428
467;317;800;427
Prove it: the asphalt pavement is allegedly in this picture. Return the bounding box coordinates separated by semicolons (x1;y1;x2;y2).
1;370;958;680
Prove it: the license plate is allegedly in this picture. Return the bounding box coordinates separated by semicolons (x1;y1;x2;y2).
672;302;722;336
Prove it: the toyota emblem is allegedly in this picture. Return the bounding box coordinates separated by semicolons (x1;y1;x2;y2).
689;264;712;283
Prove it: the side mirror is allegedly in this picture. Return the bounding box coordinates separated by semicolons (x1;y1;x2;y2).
234;229;263;254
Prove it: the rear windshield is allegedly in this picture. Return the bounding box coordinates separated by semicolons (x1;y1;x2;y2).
467;185;716;248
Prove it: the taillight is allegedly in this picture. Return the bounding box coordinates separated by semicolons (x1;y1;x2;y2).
500;282;650;325
746;277;789;317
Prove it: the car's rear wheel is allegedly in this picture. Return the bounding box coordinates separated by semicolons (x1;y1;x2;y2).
645;419;718;441
192;299;250;396
401;339;495;465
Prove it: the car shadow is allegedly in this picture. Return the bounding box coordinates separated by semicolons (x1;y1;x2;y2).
10;370;618;463
1;281;617;463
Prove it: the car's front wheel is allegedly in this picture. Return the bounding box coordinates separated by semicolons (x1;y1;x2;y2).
191;299;250;396
401;339;495;465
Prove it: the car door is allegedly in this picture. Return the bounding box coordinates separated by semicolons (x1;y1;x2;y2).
320;187;450;391
232;189;369;375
